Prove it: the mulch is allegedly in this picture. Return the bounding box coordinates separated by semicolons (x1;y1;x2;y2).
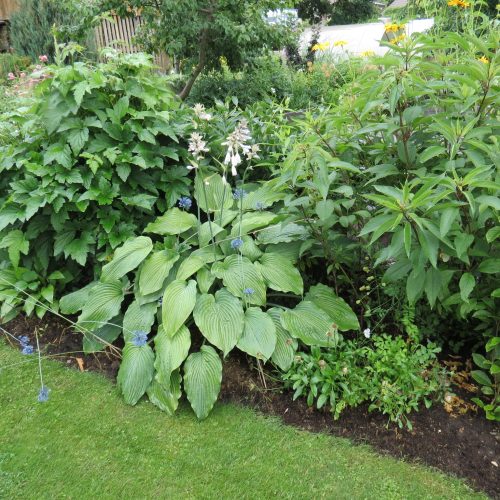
3;315;499;498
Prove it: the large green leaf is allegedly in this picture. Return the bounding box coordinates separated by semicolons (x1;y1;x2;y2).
230;212;278;236
77;280;124;332
255;253;303;295
60;282;97;314
176;255;206;281
257;222;309;245
161;280;197;337
147;371;182;415
237;307;276;361
193;289;244;356
459;272;475;303
123;300;158;342
0;230;29;268
194;172;233;213
281;301;335;347
154;325;191;386
102;236;153;282
184;345;222;420
305;284;359;331
83;315;122;353
139;250;179;296
117;343;155;405
268;307;297;371
144;208;197;235
211;255;266;306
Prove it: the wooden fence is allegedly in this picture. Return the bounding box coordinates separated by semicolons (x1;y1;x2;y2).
0;0;19;21
95;15;170;72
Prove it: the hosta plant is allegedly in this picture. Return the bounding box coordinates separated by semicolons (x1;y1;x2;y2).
61;169;360;419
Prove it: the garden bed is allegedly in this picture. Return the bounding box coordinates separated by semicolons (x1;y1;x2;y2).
4;315;499;498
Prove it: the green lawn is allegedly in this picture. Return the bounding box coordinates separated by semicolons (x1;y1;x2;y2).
0;341;485;500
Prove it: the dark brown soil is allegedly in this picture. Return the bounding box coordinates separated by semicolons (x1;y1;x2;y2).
3;315;499;498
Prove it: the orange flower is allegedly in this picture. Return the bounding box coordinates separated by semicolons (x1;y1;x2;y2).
447;0;470;7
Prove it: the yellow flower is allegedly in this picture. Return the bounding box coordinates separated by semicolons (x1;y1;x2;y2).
312;41;330;52
334;40;348;47
385;23;405;33
390;33;406;44
447;0;470;7
478;56;489;63
361;50;375;57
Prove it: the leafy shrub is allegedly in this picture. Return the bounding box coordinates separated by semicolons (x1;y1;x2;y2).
283;335;445;429
0;51;194;321
263;24;499;418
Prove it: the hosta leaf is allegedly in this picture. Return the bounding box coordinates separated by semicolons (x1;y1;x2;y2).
197;267;215;294
194;172;233;213
144;208;197;235
60;282;97;314
230;212;278;236
257;222;309;245
77;280;124;332
255;253;303;295
147;371;182;415
193;289;244;356
161;280;197;337
102;236;153;282
117;343;155;405
211;255;266;306
198;221;224;248
123;300;158;342
305;284;359;331
237;307;276;361
83;316;122;353
154;325;191;386
281;301;334;347
268;307;297;371
139;250;179;296
176;255;206;281
184;345;222;420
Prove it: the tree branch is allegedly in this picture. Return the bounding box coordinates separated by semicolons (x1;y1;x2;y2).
178;25;209;101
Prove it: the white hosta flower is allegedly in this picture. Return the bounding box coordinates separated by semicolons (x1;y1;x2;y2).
193;103;212;121
363;328;371;339
222;119;254;176
188;132;209;160
246;144;260;161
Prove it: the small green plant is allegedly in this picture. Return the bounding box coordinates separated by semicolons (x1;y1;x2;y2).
471;336;500;420
283;335;445;429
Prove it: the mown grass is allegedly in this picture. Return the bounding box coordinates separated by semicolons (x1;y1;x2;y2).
0;341;486;499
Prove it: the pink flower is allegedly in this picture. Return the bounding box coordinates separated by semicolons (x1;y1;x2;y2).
20;72;26;78
39;55;48;63
7;72;15;80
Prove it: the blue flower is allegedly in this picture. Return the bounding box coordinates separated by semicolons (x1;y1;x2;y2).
132;330;148;347
22;345;34;355
178;196;192;210
231;238;243;250
233;188;247;200
243;288;255;295
255;202;265;210
38;386;50;403
158;297;163;306
18;336;29;346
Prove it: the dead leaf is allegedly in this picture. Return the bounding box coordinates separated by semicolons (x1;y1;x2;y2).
76;357;85;372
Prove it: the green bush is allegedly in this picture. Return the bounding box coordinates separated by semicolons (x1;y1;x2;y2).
283;336;445;429
9;0;83;61
0;50;194;321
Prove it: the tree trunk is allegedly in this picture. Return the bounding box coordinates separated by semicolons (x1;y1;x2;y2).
178;26;209;101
